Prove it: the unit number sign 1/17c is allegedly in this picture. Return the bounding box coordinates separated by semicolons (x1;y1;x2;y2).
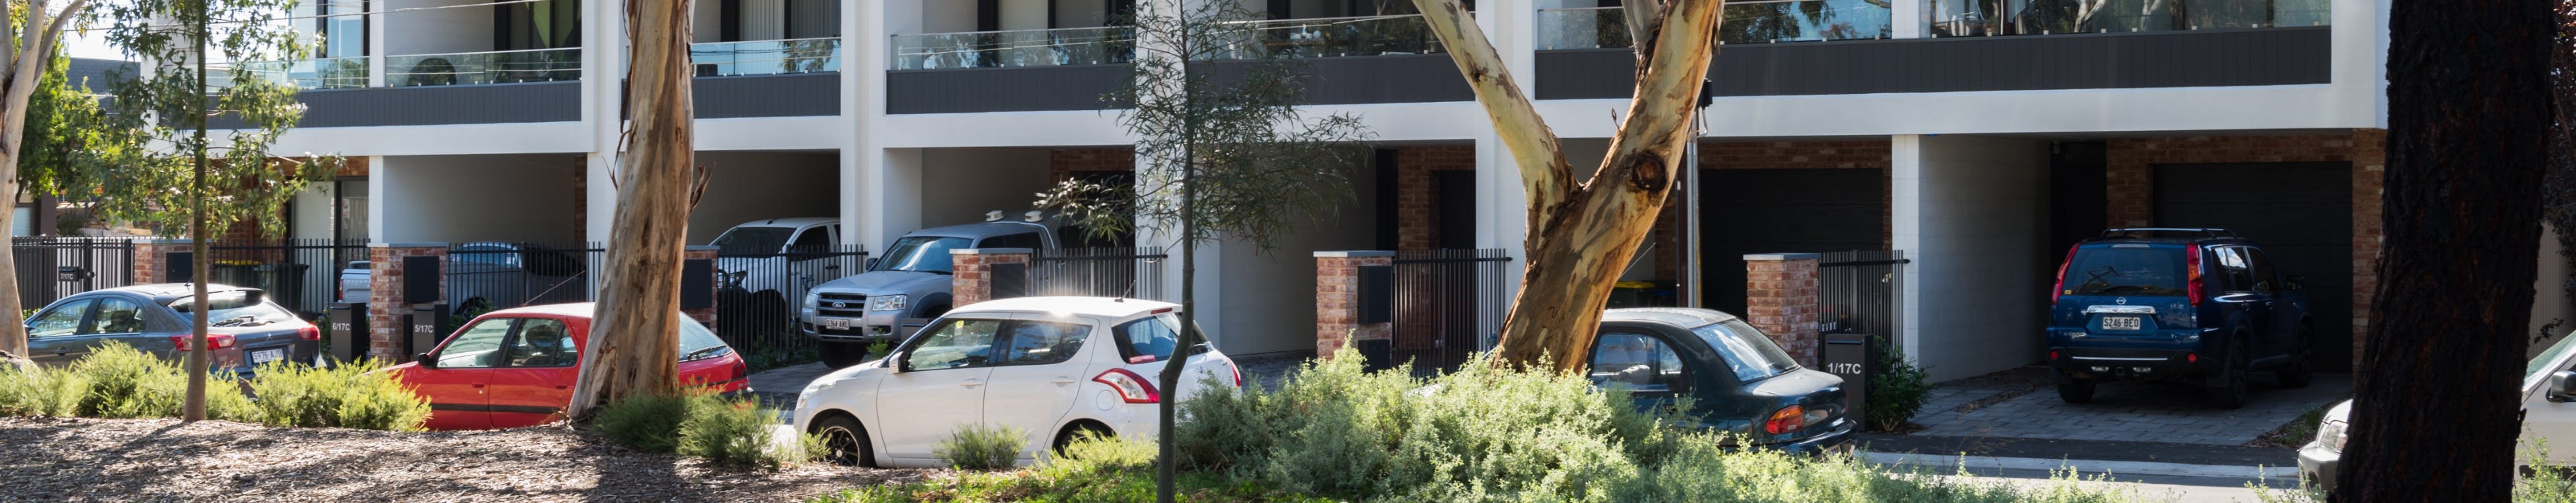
1826;363;1864;374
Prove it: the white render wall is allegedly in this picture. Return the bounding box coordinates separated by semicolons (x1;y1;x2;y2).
376;154;586;244
1892;135;2051;382
688;151;842;243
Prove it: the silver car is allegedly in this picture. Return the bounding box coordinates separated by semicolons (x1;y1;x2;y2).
2300;329;2576;490
24;284;321;376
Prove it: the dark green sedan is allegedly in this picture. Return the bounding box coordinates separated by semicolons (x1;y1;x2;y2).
1591;308;1854;453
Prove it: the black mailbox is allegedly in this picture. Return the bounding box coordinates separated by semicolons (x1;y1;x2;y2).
1823;333;1873;429
328;302;368;362
409;304;449;357
682;258;713;309
55;266;89;282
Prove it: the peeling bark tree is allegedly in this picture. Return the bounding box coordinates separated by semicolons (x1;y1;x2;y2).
567;0;696;418
1410;0;1721;372
0;0;94;357
2328;0;2552;500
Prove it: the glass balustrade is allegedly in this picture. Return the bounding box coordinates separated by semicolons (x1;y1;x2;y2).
890;26;1134;70
385;48;582;87
690;38;842;76
1202;14;1446;60
1539;2;1892;50
1930;0;2328;37
219;57;370;90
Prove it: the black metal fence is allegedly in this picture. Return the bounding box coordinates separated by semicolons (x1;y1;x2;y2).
1391;248;1512;372
11;237;138;309
191;238;370;317
1028;247;1168;301
1818;249;1908;341
443;241;605;317
714;245;867;353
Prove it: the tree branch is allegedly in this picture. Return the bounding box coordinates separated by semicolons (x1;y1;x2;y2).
1407;0;1575;237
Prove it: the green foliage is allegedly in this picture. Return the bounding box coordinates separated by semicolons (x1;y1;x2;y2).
935;423;1029;471
744;345;822;374
0;364;83;416
241;360;429;431
809;436;1325;503
81;0;337;237
68;341;251;419
1868;334;1934;431
678;394;791;469
595;392;690;453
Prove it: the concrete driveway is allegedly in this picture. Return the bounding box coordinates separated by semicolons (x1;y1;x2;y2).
1908;366;2351;446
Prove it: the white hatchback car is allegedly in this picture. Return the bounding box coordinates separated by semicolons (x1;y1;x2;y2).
792;296;1240;468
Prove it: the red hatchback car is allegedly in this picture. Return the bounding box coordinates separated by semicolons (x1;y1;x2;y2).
382;302;750;430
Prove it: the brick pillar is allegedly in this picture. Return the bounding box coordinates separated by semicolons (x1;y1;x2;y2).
951;248;1032;306
1745;253;1822;367
368;243;447;362
684;246;718;326
132;239;190;284
1316;251;1393;359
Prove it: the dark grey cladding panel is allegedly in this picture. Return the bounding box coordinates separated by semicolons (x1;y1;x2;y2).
241;81;582;129
1536;27;2334;100
1197;54;1473;105
886;64;1132;114
695;72;841;118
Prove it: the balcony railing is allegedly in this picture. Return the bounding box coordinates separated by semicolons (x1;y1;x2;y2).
1538;3;1891;50
1929;0;2327;37
222;56;370;89
1203;14;1445;60
690;37;842;76
386;47;582;87
890;26;1134;70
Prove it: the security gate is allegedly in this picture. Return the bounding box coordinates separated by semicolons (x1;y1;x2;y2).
1817;249;1907;343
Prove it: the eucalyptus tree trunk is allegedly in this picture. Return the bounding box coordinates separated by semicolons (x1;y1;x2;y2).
0;0;95;357
1411;0;1723;372
568;0;695;418
2328;0;2551;500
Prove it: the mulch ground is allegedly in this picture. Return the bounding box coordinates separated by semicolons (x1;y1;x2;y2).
0;416;939;502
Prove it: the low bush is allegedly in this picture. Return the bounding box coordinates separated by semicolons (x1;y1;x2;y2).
935;423;1028;471
595;392;690;453
598;391;806;469
243;360;429;431
1869;334;1935;431
69;342;256;421
812;436;1322;503
0;365;83;416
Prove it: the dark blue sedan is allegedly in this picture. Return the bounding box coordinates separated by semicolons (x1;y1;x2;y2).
23;284;320;376
1591;308;1854;453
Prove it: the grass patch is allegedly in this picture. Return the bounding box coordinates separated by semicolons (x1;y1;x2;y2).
809;437;1328;503
2252;403;2334;448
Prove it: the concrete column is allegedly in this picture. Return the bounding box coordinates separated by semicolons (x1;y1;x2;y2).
1314;251;1393;359
1745;253;1822;368
132;240;191;284
1890;0;1924;39
951;248;1033;306
1891;134;2049;382
684;245;718;326
367;243;447;362
853;148;924;249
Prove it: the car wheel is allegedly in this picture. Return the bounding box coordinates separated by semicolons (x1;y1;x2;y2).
2277;327;2315;389
1053;422;1112;458
2206;341;2250;409
820;342;869;368
812;414;875;467
2055;373;2096;404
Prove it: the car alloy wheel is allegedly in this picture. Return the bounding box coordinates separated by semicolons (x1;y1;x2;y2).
814;415;872;467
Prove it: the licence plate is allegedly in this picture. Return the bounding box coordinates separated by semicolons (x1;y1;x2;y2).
822;319;850;330
250;348;285;364
2101;316;2143;331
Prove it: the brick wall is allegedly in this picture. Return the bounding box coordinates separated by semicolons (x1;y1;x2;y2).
2101;129;2386;370
368;245;447;362
683;247;717;326
1315;251;1393;358
1049;148;1136;182
1744;254;1822;367
1391;146;1478;251
950;249;1032;306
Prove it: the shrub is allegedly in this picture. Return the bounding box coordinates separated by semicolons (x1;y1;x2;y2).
70;341;254;420
0;365;83;416
596;392;690;453
243;360;429;431
935;423;1028;471
1868;334;1935;431
678;394;792;469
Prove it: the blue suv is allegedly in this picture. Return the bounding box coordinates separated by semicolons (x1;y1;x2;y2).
2046;228;2314;409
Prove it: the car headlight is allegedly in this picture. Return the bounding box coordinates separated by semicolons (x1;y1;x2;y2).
801;290;822;311
869;294;907;312
2317;421;2347;452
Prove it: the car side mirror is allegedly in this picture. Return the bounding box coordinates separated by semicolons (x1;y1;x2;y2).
414;352;437;369
2551;371;2576;403
885;351;907;374
2286;275;2306;290
865;258;881;270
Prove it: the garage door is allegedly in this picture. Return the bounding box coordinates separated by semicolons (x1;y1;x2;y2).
1700;168;1888;315
2153;162;2354;373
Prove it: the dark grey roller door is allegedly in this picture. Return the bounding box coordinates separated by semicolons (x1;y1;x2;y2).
1700;168;1888;315
2153;162;2354;373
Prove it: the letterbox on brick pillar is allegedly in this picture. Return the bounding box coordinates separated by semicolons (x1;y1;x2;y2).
368;243;448;362
133;239;191;284
682;246;718;326
1315;251;1395;363
951;248;1032;306
1744;252;1823;368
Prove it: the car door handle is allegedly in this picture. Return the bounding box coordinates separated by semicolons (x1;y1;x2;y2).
1051;377;1077;385
961;379;985;388
554;385;568;390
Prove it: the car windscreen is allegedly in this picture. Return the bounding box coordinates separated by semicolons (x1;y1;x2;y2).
2064;247;2189;296
168;291;297;327
711;227;793;256
873;236;971;273
678;317;733;361
1692;320;1801;382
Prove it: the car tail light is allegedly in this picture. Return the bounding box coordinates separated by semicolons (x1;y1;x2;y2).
1093;368;1161;404
2050;244;2078;304
1230;361;1243;388
172;333;236;351
2185;244;2204;306
2049;350;2060;361
297;325;321;341
733;359;748;383
2186;352;2198;364
1764;405;1809;435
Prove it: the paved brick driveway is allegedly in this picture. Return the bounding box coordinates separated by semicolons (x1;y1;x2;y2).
1909;366;2351;446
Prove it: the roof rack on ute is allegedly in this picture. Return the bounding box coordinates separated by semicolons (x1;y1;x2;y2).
2095;227;2238;240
